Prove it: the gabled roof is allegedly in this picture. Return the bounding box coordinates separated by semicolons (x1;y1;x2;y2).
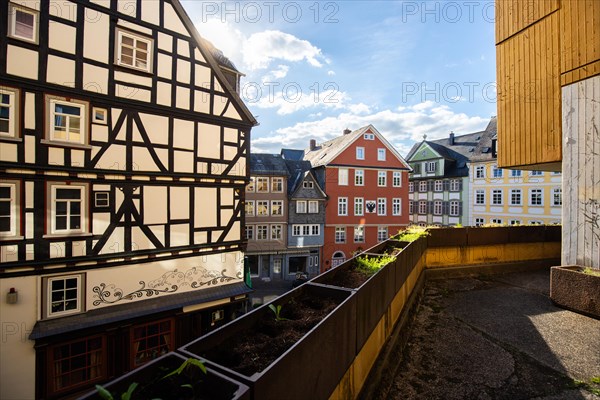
281;149;305;161
169;0;256;125
284;159;327;198
303;125;410;169
249;154;289;176
470;117;498;162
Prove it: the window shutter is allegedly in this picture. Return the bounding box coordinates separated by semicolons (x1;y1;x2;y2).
415;181;420;192
443;201;449;215
434;162;438;173
427;201;434;214
414;164;421;174
428;180;434;192
459;202;463;216
459;180;463;191
443;180;450;191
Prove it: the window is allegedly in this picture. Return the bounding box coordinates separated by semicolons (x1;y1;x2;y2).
425;161;436;173
245;200;254;216
492;165;503;178
354;226;365;243
48;336;105;395
94;192;109;208
46;97;88;145
271;200;283;216
552;188;562;206
492;189;503;205
529;220;543;225
418;200;427;214
338;197;348;216
409;201;414;214
377;198;386;216
256;225;268;240
131;319;173;368
511;169;522;177
409;182;414;193
302;180;314;189
491;218;503;224
475;218;485;226
256;177;269;192
292;225;301;236
292;224;320;236
530;189;543;206
450;179;461;191
256;200;269;216
475;166;485;179
392;198;401;216
552;171;562;175
311;225;320;236
0;86;19;138
530;170;543;176
449;200;460;216
364;133;374;140
116;28;153;72
393;172;401;187
271;177;283;192
273;259;282;274
245;225;254;240
510;189;522;206
296;200;307;214
510;220;521;225
8;3;39;43
308;200;318;213
378;171;387;187
335;227;346;243
46;275;83;318
0;181;19;238
377;148;386;161
246;177;255;192
475;189;485;205
355;170;364;186
433;200;442;215
338;168;348;185
356;147;365;160
377;227;388;242
434;180;443;192
354;197;364;216
48;183;88;235
419;181;428;192
271;225;283;240
412;163;421;174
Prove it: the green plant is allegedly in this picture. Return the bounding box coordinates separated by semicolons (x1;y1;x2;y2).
591;376;600;384
354;254;396;276
162;357;207;380
396;226;431;242
96;382;138;400
582;267;600;277
268;304;289;321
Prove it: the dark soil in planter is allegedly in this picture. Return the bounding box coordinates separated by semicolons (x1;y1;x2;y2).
326;266;370;289
201;294;342;376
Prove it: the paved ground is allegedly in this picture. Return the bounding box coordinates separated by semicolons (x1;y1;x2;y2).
370;268;600;400
248;278;293;308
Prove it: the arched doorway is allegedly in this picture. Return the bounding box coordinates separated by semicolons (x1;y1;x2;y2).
331;251;346;267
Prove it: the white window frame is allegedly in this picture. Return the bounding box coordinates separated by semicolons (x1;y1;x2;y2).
338;168;349;186
552;188;562;206
378;171;387;187
475;166;485;179
116;28;153;73
450;179;461;192
271;225;283;241
510;220;521;225
364;133;374;140
393;171;402;187
47;183;88;236
0;86;19;139
409;201;414;214
425;161;436;173
46;96;89;146
355;170;364;186
530;170;543;176
45;274;84;319
92;108;108;125
354;226;365;243
256;225;268;240
296;200;307;214
311;225;320;236
94;191;109;208
475;217;485;226
8;3;39;43
338;197;348;216
0;181;20;239
491;218;503;224
492;165;503;178
449;200;460;216
246;177;255;192
271;177;284;193
419;181;428;192
434;180;443;192
377;148;386;161
354;197;364;216
392;198;401;216
273;258;282;274
530;189;543;206
302;180;313;189
433;200;442;215
292;225;301;236
245;225;254;240
256;200;269;216
475;189;485;205
256;177;269;193
356;147;365;160
409;182;414;193
511;169;522;177
245;200;255;216
510;189;522;206
308;200;318;213
418;200;427;214
377;226;388;242
492;189;503;205
335;226;346;243
377;198;386;216
271;200;283;216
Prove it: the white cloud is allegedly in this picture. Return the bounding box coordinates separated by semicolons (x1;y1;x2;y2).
261;64;290;82
252;88;347;115
243;30;324;70
327;70;336;76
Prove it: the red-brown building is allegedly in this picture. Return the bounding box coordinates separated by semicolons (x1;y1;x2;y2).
303;126;411;271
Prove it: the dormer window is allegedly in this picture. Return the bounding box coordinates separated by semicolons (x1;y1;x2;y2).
8;3;39;43
302;180;314;189
116;28;153;73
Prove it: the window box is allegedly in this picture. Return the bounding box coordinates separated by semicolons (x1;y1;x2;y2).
80;352;250;400
551;266;600;319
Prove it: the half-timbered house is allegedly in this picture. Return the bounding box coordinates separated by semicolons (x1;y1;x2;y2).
0;0;256;398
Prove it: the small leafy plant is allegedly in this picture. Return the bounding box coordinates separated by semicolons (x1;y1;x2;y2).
268;304;289;321
582;267;600;277
96;382;138;400
354;254;397;276
396;225;431;242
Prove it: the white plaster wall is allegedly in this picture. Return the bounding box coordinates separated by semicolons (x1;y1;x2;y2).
0;276;37;400
562;75;600;268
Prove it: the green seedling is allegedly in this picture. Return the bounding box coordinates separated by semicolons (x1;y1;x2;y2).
96;382;138;400
268;304;289;321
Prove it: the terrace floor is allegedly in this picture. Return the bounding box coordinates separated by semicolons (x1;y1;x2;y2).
367;268;600;399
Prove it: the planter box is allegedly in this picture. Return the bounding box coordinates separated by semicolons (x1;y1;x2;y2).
180;283;356;400
78;352;249;400
550;266;600;319
427;227;467;247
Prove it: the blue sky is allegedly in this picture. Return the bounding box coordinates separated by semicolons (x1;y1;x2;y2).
182;1;498;157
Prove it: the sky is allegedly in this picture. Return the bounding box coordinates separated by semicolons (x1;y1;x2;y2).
181;0;498;157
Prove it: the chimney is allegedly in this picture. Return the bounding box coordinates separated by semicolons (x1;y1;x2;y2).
449;131;455;145
343;128;352;135
309;139;316;151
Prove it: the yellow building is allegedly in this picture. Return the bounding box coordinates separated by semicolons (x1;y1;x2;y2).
496;0;599;268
